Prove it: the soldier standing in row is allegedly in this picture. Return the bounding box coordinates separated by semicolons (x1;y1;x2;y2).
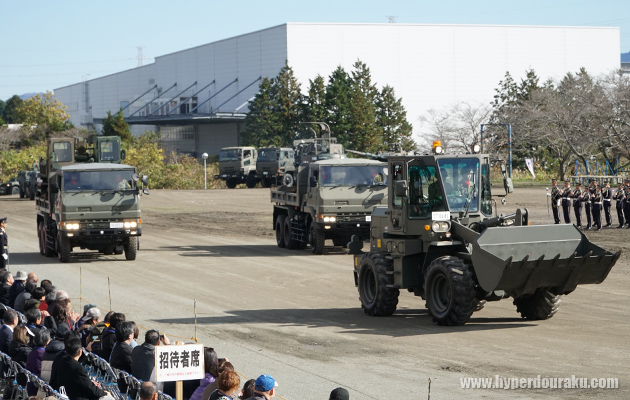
571;182;583;228
624;179;630;228
583;180;595;230
550;178;562;224
561;180;572;224
592;186;603;231
602;180;613;228
614;182;625;228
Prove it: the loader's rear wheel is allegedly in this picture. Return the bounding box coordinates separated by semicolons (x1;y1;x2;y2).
275;215;286;248
424;256;475;326
309;222;325;255
358;252;399;316
513;290;561;320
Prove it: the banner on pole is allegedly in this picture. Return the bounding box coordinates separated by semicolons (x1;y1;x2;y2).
525;158;536;179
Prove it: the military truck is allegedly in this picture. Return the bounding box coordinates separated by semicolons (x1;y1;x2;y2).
214;146;258;188
256;147;296;188
36;137;149;262
349;142;620;325
272;129;388;254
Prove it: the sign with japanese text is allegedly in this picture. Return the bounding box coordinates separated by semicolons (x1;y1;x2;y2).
155;344;204;382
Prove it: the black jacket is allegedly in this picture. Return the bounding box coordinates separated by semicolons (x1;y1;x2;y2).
0;324;13;353
109;341;133;373
8;341;32;367
131;342;156;381
8;281;25;309
0;283;11;306
98;327;116;360
52;353;105;400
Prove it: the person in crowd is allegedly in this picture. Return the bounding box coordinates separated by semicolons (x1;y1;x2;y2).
24;286;46;312
40;334;65;383
14;277;37;313
209;370;241;400
0;271;13;306
202;360;234;400
239;380;255;400
40;289;56;313
77;307;101;347
8;269;27;308
329;387;349;400
9;324;33;367
243;375;277;400
130;321;139;348
592;185;604;231
190;347;219;400
550;178;561;224
109;320;134;373
602;180;613;227
614;182;625;228
40;279;53;292
86;310;113;353
99;312;125;360
140;381;159;400
24;307;45;343
26;329;51;396
0;217;8;270
27;272;38;284
570;182;583;228
131;330;170;386
46;289;69;317
51;298;77;339
0;309;18;353
560;180;572;224
50;334;112;400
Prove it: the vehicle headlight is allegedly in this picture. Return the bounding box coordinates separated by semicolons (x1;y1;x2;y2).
123;221;138;229
432;221;450;232
432;222;440;231
323;216;336;223
64;222;80;230
441;222;450;230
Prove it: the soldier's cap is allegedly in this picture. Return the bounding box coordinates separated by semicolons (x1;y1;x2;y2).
0;217;6;223
590;179;597;184
564;180;570;183
604;180;609;184
551;178;557;182
576;182;581;186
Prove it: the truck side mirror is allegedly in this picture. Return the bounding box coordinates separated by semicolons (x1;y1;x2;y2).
395;180;408;197
309;176;317;187
121;150;126;160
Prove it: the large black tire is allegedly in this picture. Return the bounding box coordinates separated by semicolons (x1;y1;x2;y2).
245;175;257;188
261;178;272;188
38;221;45;255
284;218;297;250
275;215;286;248
57;234;71;263
357;252;399;316
43;224;56;257
226;179;237;189
424;256;475;326
309;221;325;255
124;237;138;260
513;290;561;320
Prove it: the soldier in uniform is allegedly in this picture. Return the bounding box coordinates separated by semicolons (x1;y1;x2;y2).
550;178;561;224
602;180;613;227
0;217;7;269
614;182;625;228
571;182;583;228
592;186;603;231
561;180;572;224
583;180;596;230
624;179;630;228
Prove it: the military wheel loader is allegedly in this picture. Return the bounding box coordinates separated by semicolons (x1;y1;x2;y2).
349;145;620;326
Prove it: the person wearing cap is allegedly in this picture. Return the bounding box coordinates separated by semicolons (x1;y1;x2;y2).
550;179;561;224
560;180;572;224
570;182;583;228
589;180;599;229
614;182;625;228
329;387;350;400
8;270;27;308
602;180;613;227
0;217;7;269
592;185;603;231
77;307;101;347
582;180;594;230
243;374;278;400
623;179;630;228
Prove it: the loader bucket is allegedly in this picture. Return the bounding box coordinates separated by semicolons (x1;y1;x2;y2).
471;224;620;298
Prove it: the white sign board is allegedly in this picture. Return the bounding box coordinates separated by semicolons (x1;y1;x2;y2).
155;344;205;382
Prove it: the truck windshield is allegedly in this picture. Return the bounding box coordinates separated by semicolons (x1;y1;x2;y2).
63;170;135;192
319;165;387;187
99;141;120;161
219;149;240;161
437;158;480;212
52;142;73;162
257;149;278;162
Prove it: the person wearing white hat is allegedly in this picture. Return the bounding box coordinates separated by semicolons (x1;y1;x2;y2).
8;270;27;308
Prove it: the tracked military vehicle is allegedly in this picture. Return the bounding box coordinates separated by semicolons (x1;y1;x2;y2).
349;142;620;325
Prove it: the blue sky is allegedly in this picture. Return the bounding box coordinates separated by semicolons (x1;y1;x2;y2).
1;0;629;101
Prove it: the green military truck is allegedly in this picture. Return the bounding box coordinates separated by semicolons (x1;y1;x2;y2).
36;136;149;262
272;131;388;254
214;146;258;188
349;143;620;325
256;147;295;188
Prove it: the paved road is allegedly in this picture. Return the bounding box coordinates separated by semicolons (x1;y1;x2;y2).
3;188;628;399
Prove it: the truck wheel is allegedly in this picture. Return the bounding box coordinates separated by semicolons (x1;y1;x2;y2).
309;222;325;255
124;237;138;260
245;175;257;188
284;218;297;250
357;252;399;316
12;186;19;195
43;225;56;257
513;290;561;320
38;221;45;255
424;256;475;326
57;234;71;263
275;215;286;248
226;179;237;189
261;178;272;188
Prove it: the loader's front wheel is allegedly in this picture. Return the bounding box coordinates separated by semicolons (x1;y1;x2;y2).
424;256;475;326
513;290;561;320
358;252;399;316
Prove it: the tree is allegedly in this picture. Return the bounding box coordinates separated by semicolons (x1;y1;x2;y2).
303;75;327;125
241;77;281;146
102;108;131;141
2;95;24;124
18;91;72;135
324;66;353;147
274;62;304;143
0;99;5;123
348;60;381;152
376;85;416;151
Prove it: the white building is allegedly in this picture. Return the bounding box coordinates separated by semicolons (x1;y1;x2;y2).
54;23;620;157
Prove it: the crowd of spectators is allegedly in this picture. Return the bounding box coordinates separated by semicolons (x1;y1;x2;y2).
0;268;350;400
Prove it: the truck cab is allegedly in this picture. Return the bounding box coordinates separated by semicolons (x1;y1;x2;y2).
214;146;258;188
256;147;295;187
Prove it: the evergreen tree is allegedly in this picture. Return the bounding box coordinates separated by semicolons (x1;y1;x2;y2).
241;77;281;146
3;95;24;124
324;66;353;147
303;75;326;125
275;62;304;144
348;60;381;152
102;108;131;141
376;85;416;151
